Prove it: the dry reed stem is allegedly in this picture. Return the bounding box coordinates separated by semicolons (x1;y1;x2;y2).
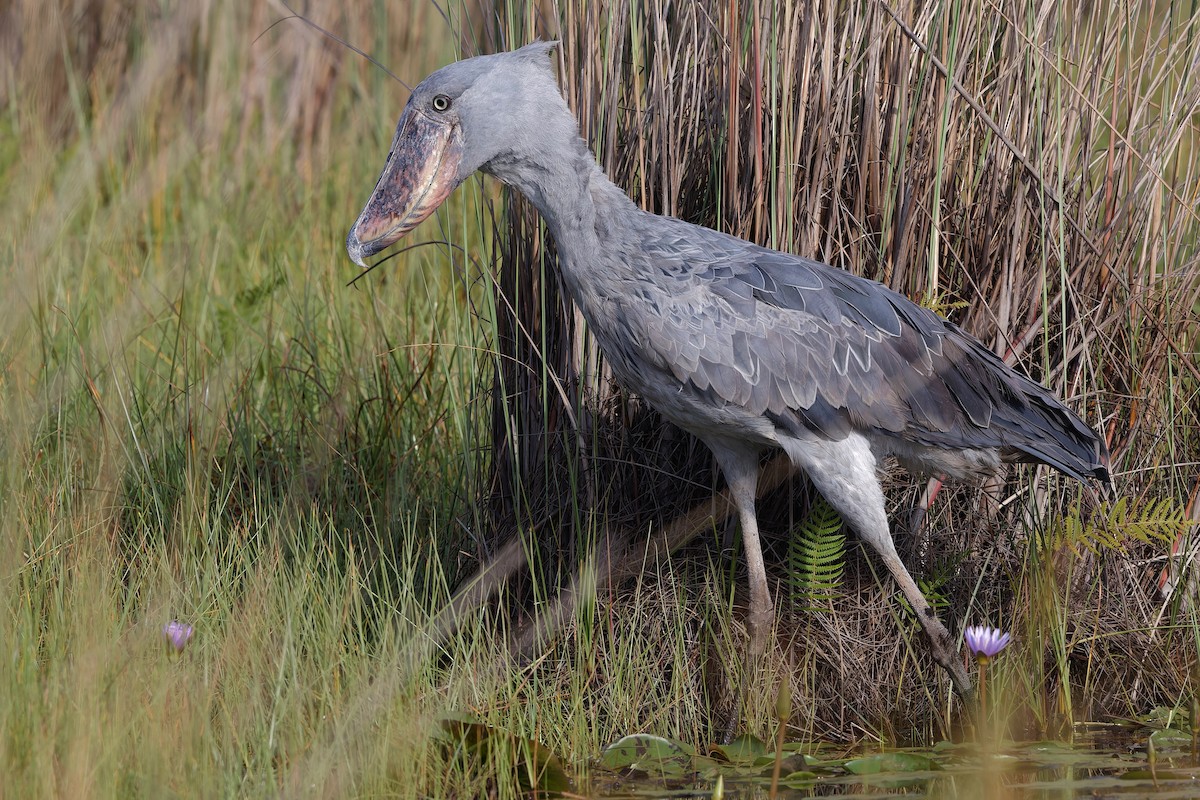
481;0;1200;731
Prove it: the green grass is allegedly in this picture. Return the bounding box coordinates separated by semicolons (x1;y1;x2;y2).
2;0;1200;796
0;5;730;793
2;4;483;793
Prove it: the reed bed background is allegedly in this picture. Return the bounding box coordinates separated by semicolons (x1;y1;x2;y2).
1;0;1198;795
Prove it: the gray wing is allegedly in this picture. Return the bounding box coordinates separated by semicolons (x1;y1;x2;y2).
622;216;1107;482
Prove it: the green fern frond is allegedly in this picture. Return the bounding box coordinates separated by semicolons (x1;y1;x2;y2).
917;572;953;613
1056;496;1187;555
894;571;955;617
786;495;846;613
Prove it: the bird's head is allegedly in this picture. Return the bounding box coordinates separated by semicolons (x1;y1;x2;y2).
346;41;564;267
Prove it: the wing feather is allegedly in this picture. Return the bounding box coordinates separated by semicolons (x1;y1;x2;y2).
608;214;1106;481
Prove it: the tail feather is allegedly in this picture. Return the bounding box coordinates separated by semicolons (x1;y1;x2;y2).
998;383;1109;485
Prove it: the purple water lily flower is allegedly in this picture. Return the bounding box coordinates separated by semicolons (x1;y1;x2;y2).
163;620;194;653
964;625;1011;659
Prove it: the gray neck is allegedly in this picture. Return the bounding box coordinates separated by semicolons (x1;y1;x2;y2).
484;136;637;272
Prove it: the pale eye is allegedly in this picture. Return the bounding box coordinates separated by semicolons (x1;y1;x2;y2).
431;94;452;112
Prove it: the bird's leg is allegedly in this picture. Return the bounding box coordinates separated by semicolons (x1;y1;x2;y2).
782;435;973;699
872;542;973;698
729;470;774;662
710;444;773;742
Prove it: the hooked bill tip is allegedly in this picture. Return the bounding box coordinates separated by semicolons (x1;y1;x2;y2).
346;230;370;268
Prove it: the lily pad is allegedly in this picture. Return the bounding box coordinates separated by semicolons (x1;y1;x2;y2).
708;734;768;763
844;752;940;775
778;770;821;788
600;733;694;777
1149;728;1192;750
755;752;808;774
